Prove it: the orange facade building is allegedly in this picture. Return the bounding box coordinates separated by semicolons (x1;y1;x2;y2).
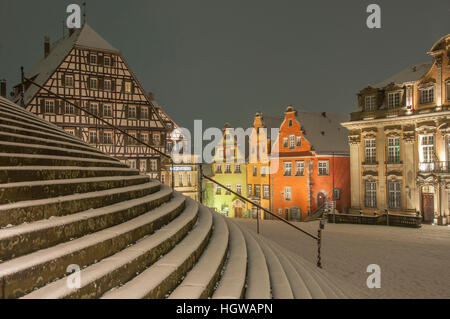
271;106;351;221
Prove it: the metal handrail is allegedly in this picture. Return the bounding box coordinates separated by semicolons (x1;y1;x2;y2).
22;69;324;267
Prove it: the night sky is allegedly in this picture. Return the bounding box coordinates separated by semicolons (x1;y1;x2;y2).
1;0;449;133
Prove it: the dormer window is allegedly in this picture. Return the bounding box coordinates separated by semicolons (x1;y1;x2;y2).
387;92;401;108
419;86;434;105
365;96;377;111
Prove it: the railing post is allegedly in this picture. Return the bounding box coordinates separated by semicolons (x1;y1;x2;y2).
257;206;260;235
198;163;203;204
171;159;175;190
317;219;324;268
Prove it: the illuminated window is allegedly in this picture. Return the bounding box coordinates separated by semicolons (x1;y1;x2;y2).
289;135;295;149
285;187;292;201
283;161;292;176
225;184;231;195
295;161;305;176
248;184;252;196
236;184;242;195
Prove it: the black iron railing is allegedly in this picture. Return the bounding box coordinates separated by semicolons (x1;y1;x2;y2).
22;68;325;268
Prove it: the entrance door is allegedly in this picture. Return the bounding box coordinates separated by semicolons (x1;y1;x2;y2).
422;193;434;223
317;192;326;208
234;207;243;218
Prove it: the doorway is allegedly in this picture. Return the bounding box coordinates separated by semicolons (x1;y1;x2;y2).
317;192;326;208
422;186;435;223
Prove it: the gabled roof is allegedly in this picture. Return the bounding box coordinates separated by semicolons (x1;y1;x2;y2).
21;23;119;106
373;62;432;88
295;111;349;155
261;115;283;139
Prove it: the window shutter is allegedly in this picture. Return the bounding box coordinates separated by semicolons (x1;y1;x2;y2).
40;99;45;114
56;100;61;115
99;103;104;118
75;101;80;115
61;73;66;87
121;81;125;93
125;105;129;119
131;82;135;94
123;132;128;147
148;107;152;120
98;55;104;66
87;53;91;65
99;129;104;144
111;56;115;67
99;77;104;90
377;90;384;107
111;79;116;92
87;77;91;90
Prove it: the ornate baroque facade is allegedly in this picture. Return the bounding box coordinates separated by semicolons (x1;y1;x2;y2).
342;34;450;225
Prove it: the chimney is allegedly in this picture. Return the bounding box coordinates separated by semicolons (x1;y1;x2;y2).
44;36;50;58
0;80;6;98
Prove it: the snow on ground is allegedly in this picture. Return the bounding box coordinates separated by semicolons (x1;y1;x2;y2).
234;219;450;299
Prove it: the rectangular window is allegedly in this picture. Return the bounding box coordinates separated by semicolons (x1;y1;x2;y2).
104;79;112;91
215;164;222;174
420;87;434;104
333;188;341;200
103;132;113;145
89;131;97;144
236;184;242;195
387;92;401;108
365;180;377;208
283;138;288;148
104;56;111;66
289;135;295;149
89;54;97;64
255;185;261;198
295;161;305;176
421;135;434;163
89;103;98;116
150;160;158;171
153;133;161;146
253;166;258;177
187;173;192;186
388;181;401;209
225;184;232;195
365;138;377;164
248;184;252;196
388;137;401;164
128;106;136;118
90;78;98;90
65;75;74;88
296;136;302;147
283;161;292;176
178;173;184;187
141;107;149;119
235;164;241;173
263;185;270;200
285;187;292;201
225;164;232;174
140;160;147;173
103;104;112;117
318;161;329;176
141;133;148;144
216;185;222;195
65;101;74;115
128;160;136;169
261;166;267;177
65;128;75;136
365;96;377;111
45;100;55;113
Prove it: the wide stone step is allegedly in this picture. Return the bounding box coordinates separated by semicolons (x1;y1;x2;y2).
101;205;213;299
212;219;247;299
247;232;294;299
0;141;115;161
22;194;198;299
0;153;127;168
0;187;184;299
0;181;160;228
0;185;172;261
0;119;96;151
236;224;271;299
168;211;229;299
261;238;312;299
0;166;139;184
0;175;150;204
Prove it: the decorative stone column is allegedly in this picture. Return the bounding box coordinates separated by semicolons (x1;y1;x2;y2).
403;129;417;211
435;55;443;110
349;133;362;209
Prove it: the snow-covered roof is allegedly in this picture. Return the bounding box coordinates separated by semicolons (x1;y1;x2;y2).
373;62;432;88
295;111;349;155
22;23;119;106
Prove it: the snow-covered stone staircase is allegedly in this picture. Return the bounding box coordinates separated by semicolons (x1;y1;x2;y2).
0;96;349;299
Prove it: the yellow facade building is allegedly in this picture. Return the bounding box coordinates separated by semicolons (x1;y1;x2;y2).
342;34;450;225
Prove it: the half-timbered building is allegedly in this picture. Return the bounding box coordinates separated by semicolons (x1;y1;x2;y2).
14;23;168;178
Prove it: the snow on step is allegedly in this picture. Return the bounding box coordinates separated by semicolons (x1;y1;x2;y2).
0;153;126;167
235;224;271;299
0;184;171;260
212;219;247;299
168;211;229;299
246;231;294;299
22;194;198;299
0;180;159;228
101;205;213;299
0;186;181;298
258;237;312;299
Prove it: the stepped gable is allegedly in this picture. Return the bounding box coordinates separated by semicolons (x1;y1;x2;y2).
0;96;348;299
